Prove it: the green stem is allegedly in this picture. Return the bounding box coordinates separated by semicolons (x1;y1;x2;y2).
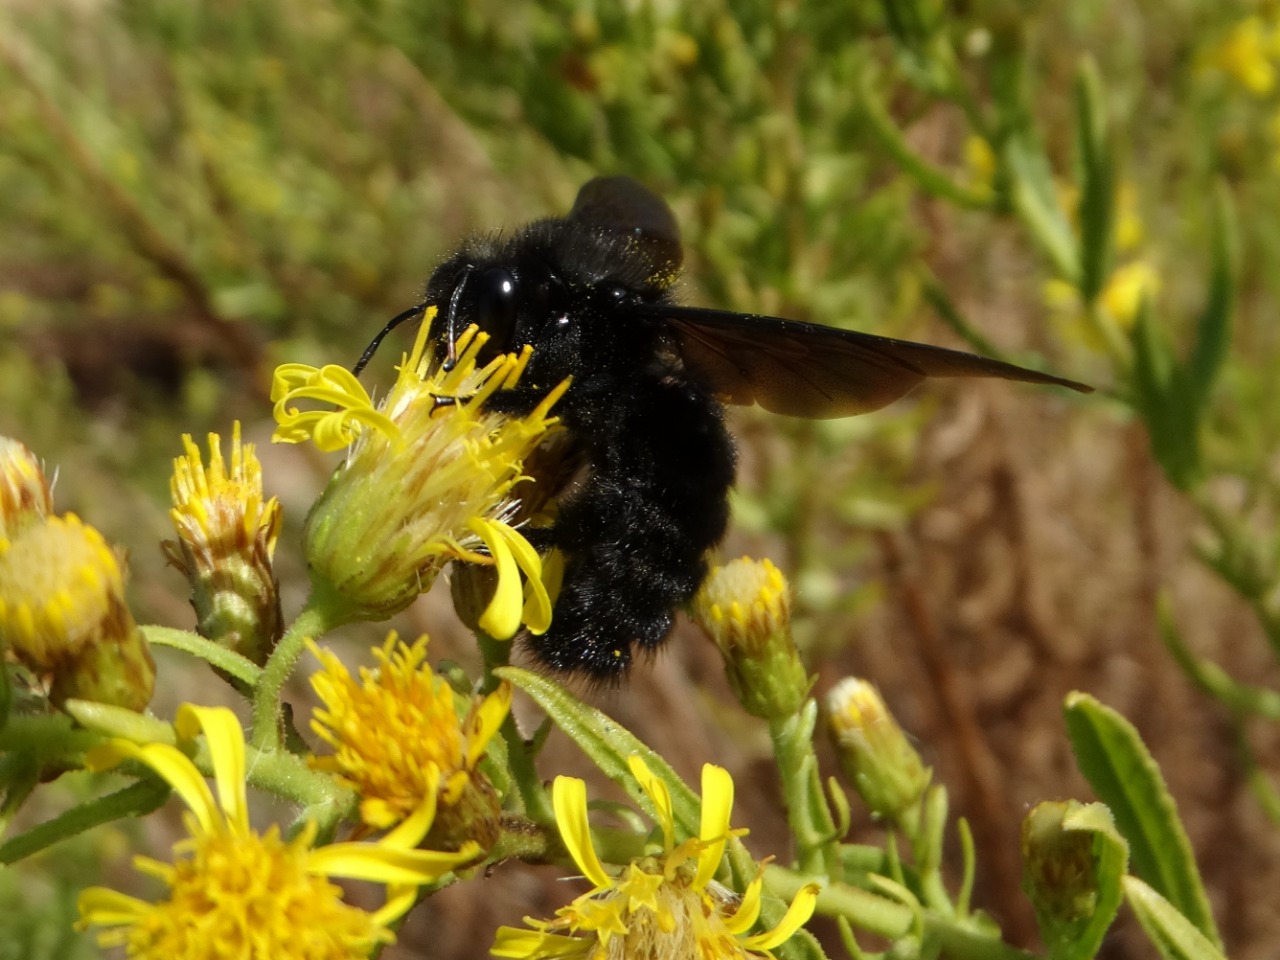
142;625;263;688
769;701;840;877
857;69;992;211
250;599;335;751
477;629;554;823
0;779;170;864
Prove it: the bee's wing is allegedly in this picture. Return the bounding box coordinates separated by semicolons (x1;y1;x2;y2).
651;305;1092;419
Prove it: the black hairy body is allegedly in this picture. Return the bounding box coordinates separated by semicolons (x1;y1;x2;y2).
356;176;1091;681
423;209;736;678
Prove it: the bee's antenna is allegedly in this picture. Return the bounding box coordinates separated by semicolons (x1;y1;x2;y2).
352;302;429;377
442;265;475;372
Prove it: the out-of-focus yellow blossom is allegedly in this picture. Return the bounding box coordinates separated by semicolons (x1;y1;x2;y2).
272;308;564;636
1044;178;1159;344
163;423;282;667
0;513;153;710
0;436;53;538
309;632;511;844
77;704;479;959
1100;260;1161;327
1199;15;1280;96
964;134;997;201
492;755;819;960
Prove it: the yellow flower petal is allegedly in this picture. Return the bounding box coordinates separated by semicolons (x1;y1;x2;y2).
75;887;149;929
628;754;675;851
470;517;523;639
382;787;439;850
466;681;513;769
308;839;480;885
553;775;612;889
695;763;734;890
491;927;592;959
722;874;764;935
739;881;821;951
271;363;399;450
86;741;219;836
176;705;249;833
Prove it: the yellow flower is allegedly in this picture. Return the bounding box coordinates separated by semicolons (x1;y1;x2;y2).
0;436;53;538
78;704;479;959
693;558;809;719
1100;259;1160;328
162;423;283;667
492;755;819;959
309;632;511;835
0;513;154;710
272;308;564;636
963;134;997;200
1200;15;1279;96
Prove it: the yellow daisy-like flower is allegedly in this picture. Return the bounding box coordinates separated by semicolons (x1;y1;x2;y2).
272;308;565;637
0;513;154;710
78;704;480;960
309;632;512;835
162;423;283;666
492;755;819;960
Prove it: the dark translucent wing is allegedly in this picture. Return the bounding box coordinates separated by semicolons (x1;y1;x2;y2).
648;305;1092;418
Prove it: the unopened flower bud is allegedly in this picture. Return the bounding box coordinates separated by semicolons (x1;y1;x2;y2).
163;424;282;667
0;437;53;538
1022;800;1116;943
0;514;154;710
827;677;930;821
693;557;809;718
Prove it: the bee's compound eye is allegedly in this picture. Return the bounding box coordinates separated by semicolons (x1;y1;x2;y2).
474;267;519;348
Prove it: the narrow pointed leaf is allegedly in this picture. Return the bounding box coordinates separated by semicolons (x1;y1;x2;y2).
1186;186;1236;411
1124;876;1227;960
497;666;700;836
1064;693;1222;948
1074;57;1114;304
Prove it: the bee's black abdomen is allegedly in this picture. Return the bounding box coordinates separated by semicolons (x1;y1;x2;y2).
523;373;736;680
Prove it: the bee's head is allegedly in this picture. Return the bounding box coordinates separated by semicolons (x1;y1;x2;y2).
426;251;574;374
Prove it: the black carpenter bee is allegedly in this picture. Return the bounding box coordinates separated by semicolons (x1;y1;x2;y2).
355;176;1091;680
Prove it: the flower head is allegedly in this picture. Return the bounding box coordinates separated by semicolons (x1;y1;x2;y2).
78;704;479;959
272;309;564;636
0;513;153;710
693;557;809;719
492;755;819;960
0;436;53;538
162;423;283;667
309;632;511;841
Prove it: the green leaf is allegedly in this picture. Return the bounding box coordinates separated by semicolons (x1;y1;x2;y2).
1063;693;1222;949
1074;57;1114;305
1185;185;1236;412
0;779;170;865
497;666;701;837
1124;876;1228;960
1130;297;1199;490
1005;134;1079;281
